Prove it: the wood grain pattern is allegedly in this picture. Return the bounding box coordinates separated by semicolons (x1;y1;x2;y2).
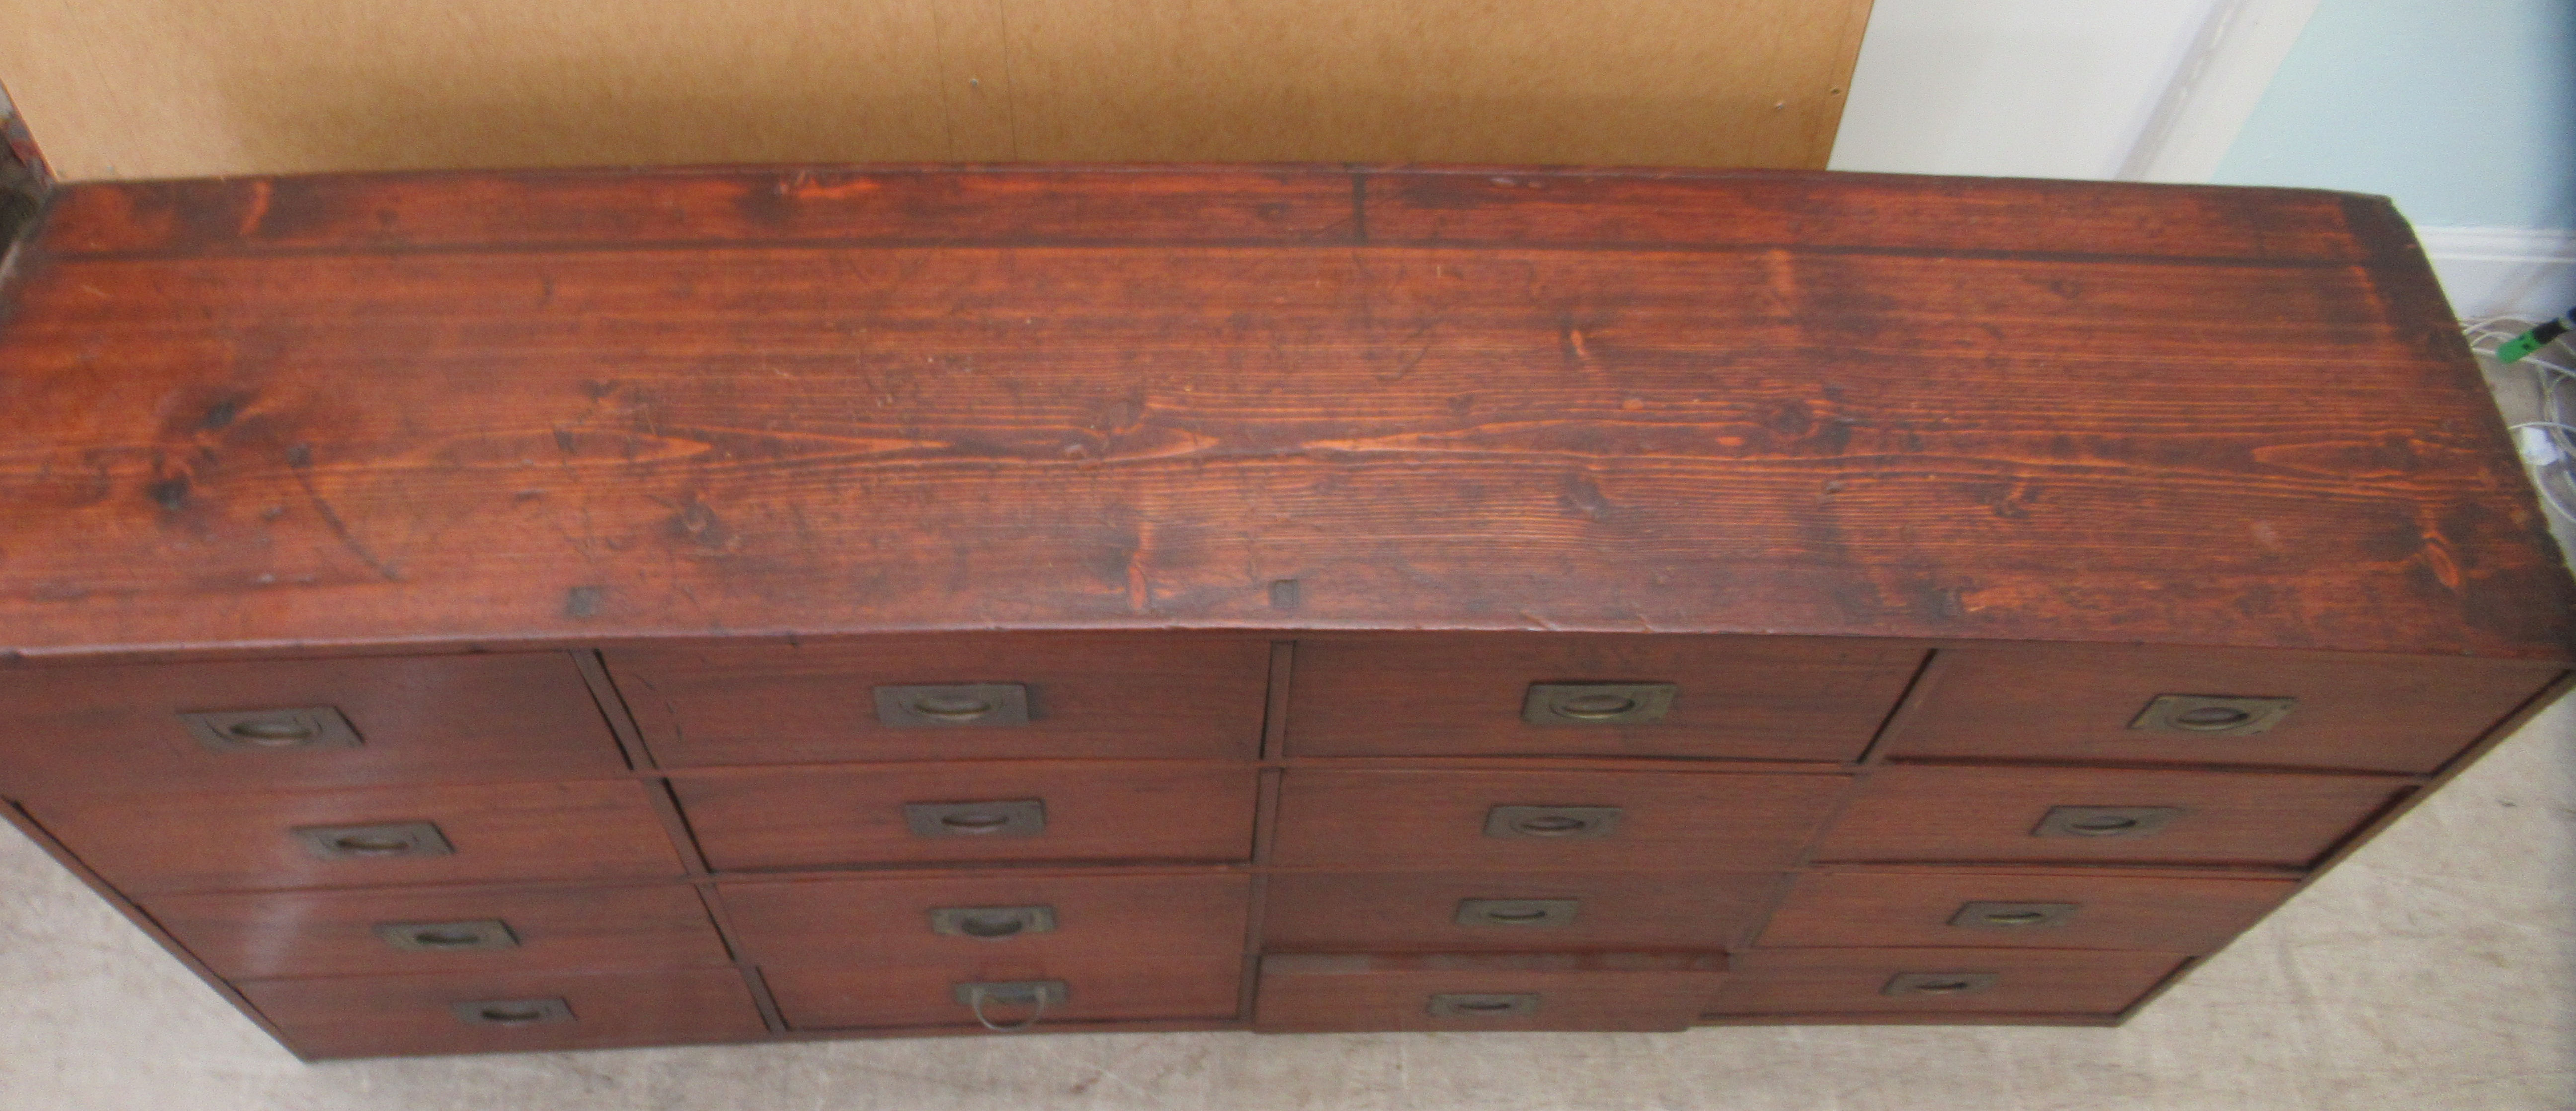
1707;947;2190;1016
607;633;1270;766
1755;871;2296;952
0;651;625;798
717;872;1249;965
27;779;686;894
1876;645;2563;774
1268;768;1849;870
142;881;731;980
1809;765;2410;868
236;965;766;1059
1260;871;1780;952
1254;952;1728;1032
0;169;2562;663
1285;633;1918;761
761;953;1245;1030
671;762;1259;870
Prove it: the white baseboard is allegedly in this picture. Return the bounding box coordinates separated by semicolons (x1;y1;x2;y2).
2416;226;2576;320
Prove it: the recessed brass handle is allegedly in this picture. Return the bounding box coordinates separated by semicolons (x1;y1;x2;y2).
1427;992;1541;1018
954;980;1067;1032
2032;806;2184;839
929;905;1058;939
1948;901;2078;929
904;799;1047;838
1882;972;1999;997
450;996;574;1026
875;684;1032;728
180;707;363;753
1523;683;1677;726
2129;694;2296;736
1484;805;1622;839
1455;898;1580;928
375;918;519;952
292;821;454;860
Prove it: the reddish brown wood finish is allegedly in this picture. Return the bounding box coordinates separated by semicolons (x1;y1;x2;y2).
1269;768;1849;870
607;634;1270;766
236;966;767;1059
1707;948;2190;1016
0;652;624;797
28;779;686;894
717;872;1249;965
1284;634;1919;761
1254;952;1728;1032
1;169;2563;662
1878;646;2566;774
671;763;1259;870
763;954;1246;1030
1809;766;2410;868
142;881;731;980
1756;871;2297;952
1261;871;1779;952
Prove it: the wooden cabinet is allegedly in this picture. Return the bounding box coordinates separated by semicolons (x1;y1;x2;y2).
0;165;2563;1060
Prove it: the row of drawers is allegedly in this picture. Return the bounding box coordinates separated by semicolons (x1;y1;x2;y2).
241;947;2198;1057
30;764;2405;894
1;640;2552;796
151;870;2287;982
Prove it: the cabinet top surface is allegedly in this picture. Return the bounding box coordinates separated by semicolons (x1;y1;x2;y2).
0;165;2566;661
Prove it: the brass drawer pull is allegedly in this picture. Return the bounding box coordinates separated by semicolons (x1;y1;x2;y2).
929;905;1058;939
180;707;363;752
375;918;520;952
291;821;454;860
875;684;1031;727
450;996;574;1026
2129;694;2295;736
1455;898;1580;928
1484;805;1622;839
1882;972;1999;997
1948;901;2078;929
1427;992;1541;1018
1523;683;1676;726
2032;806;2184;838
904;799;1047;838
955;979;1067;1032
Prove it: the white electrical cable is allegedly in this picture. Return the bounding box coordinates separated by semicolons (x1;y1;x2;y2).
2469;316;2576;522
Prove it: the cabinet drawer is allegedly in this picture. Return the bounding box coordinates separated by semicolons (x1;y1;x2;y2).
1878;646;2560;774
0;653;624;797
1707;948;2189;1017
761;954;1245;1030
673;763;1258;870
143;882;729;980
28;780;685;894
606;634;1270;766
1270;769;1849;870
1810;766;2407;868
1756;871;2295;952
719;872;1249;965
1263;872;1779;952
1254;952;1727;1032
1286;634;1919;761
237;967;767;1059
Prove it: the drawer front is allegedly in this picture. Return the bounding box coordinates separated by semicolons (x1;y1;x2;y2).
1879;646;2561;774
0;653;624;797
761;955;1245;1030
1756;871;2296;952
1708;948;2189;1016
144;882;730;980
1286;634;1920;761
1262;871;1780;952
1810;766;2407;868
1254;953;1727;1032
29;780;685;894
1270;769;1850;870
237;967;767;1059
719;872;1250;965
606;634;1271;766
674;763;1259;870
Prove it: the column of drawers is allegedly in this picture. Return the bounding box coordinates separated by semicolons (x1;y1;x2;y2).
0;653;764;1058
605;634;1270;1034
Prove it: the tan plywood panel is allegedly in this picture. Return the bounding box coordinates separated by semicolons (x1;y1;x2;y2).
0;0;1870;181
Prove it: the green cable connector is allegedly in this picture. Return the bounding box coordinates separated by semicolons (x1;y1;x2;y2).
2497;307;2574;363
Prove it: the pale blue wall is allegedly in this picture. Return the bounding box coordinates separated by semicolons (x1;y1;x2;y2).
2212;0;2575;229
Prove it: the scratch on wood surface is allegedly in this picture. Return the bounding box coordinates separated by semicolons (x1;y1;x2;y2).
285;442;401;581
